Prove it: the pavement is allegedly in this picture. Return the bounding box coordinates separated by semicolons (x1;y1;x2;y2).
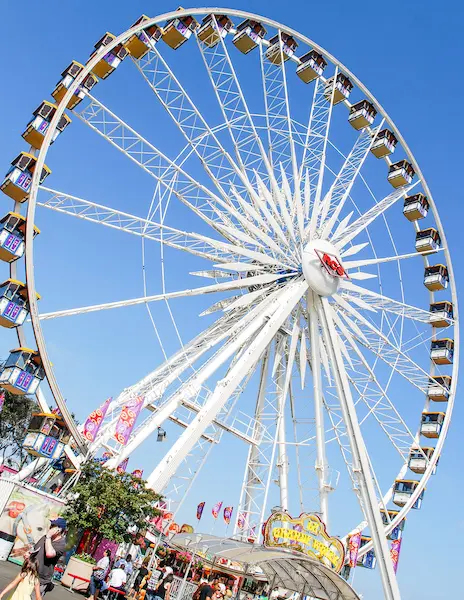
0;561;82;600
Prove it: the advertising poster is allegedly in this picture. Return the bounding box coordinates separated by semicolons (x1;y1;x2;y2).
0;485;65;564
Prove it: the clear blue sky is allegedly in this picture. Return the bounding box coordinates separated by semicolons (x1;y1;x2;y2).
0;2;463;599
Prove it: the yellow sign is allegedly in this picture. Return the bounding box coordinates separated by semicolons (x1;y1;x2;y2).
263;512;345;573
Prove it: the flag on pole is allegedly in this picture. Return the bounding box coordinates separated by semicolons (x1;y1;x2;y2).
197;502;205;521
347;531;362;568
223;506;233;525
390;538;402;573
83;397;112;442
212;501;223;519
0;392;5;414
114;396;144;445
116;457;129;473
237;512;246;530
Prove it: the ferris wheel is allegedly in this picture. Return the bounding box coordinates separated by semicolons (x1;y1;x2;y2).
0;7;458;599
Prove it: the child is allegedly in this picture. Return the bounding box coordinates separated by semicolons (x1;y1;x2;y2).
0;554;42;600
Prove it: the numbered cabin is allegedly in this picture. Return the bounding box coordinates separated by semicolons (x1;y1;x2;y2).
324;73;353;105
393;480;424;509
89;33;128;80
124;15;163;59
348;100;377;130
23;412;70;460
420;411;445;439
1;153;51;203
387;159;415;188
52;61;98;110
380;510;406;541
409;447;437;475
428;375;451;402
296;50;327;83
22;101;71;150
424;264;448;291
357;537;376;569
265;33;298;64
162;10;198;50
415;228;441;253
0;213;40;263
430;338;454;364
430;301;453;328
233;19;267;54
197;14;233;47
0;279;39;329
0;348;45;395
403;193;429;221
370;128;398;158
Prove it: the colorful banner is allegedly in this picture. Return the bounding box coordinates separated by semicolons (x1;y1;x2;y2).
390;538;402;573
0;392;5;414
131;469;143;479
263;512;345;573
348;531;362;568
197;502;205;521
114;396;144;445
223;506;233;525
116;457;129;473
180;524;194;534
212;501;223;519
169;523;180;533
237;513;246;530
83;397;112;442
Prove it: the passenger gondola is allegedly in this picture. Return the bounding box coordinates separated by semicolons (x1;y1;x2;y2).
124;15;163;59
0;213;40;263
403;193;429;221
232;19;266;54
0;348;45;395
22;101;71;150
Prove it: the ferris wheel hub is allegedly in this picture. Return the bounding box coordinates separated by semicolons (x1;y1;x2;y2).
301;240;347;297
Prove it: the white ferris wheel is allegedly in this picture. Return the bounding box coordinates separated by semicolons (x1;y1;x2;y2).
0;7;458;600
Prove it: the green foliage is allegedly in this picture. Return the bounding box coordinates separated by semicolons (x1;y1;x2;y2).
0;389;38;469
74;553;96;564
63;461;163;544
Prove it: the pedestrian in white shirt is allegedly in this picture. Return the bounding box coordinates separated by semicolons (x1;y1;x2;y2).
89;550;111;600
108;564;127;591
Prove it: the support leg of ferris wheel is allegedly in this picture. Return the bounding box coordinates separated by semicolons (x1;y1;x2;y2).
275;336;289;511
307;290;330;527
318;297;401;600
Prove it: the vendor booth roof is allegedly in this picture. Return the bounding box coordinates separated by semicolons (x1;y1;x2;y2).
170;533;360;600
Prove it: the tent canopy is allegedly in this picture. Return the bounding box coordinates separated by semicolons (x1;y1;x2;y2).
169;533;360;600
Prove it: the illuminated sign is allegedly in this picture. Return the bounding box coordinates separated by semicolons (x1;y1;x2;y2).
263;512;345;573
315;250;349;280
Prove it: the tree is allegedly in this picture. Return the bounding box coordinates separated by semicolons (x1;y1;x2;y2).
0;389;38;470
63;461;163;548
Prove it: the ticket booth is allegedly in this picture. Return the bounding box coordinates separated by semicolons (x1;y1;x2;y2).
409;447;437;474
0;213;40;263
124;15;163;59
233;19;266;54
1;153;51;203
393;480;424;509
0;348;45;395
296;50;327;83
415;228;441;253
420;412;445;439
22;101;71;150
430;338;454;364
348;100;377;130
387;159;415;188
23;412;70;460
403;193;429;221
423;264;448;291
324;73;353;104
380;510;406;540
265;33;298;64
429;301;453;328
370;128;398;158
162;10;198;50
52;61;98;110
428;375;451;402
89;33;128;80
197;14;233;48
0;279;39;328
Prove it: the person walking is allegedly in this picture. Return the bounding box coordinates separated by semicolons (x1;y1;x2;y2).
116;555;133;577
106;563;127;600
0;555;42;600
30;518;67;598
128;559;149;600
152;573;173;600
88;550;111;600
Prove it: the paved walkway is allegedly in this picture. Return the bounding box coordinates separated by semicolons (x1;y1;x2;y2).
0;561;81;600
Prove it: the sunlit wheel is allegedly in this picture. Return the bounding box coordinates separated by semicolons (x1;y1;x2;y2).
1;8;457;599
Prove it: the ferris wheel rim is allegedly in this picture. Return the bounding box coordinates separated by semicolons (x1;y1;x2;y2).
19;5;458;558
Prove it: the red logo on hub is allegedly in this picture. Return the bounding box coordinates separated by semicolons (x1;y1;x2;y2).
316;250;349;279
